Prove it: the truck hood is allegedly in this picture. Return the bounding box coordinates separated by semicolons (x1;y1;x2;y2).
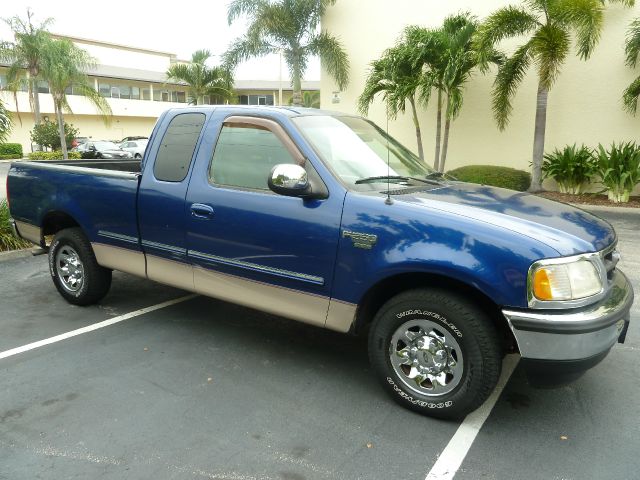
389;182;615;255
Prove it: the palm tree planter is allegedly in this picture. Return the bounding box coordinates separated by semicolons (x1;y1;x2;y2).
223;0;349;106
39;39;111;160
166;50;234;105
474;0;608;192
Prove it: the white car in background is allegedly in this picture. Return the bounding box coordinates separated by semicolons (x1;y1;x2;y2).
119;139;148;159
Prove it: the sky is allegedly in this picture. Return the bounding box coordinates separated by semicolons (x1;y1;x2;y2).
0;0;320;82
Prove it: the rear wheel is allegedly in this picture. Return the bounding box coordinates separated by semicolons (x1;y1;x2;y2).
49;228;112;305
368;288;502;419
135;153;141;159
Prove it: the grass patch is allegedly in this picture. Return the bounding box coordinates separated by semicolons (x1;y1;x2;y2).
0;200;31;251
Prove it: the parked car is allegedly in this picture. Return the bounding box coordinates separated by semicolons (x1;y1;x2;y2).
119;139;148;159
119;136;148;143
71;137;89;148
80;141;133;159
7;106;633;419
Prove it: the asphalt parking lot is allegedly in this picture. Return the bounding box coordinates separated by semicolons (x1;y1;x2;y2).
1;208;639;480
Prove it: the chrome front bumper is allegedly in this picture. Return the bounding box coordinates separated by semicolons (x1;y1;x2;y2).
503;270;633;362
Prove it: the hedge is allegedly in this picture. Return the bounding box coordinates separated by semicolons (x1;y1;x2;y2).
0;154;22;160
0;143;23;158
28;151;82;160
447;165;531;192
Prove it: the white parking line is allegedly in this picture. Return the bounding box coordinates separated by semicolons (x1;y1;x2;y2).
425;354;520;480
0;294;198;360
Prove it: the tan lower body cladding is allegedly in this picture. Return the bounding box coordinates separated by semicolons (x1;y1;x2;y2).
91;243;356;332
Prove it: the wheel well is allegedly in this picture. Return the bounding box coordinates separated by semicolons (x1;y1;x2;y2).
41;212;80;245
353;272;516;351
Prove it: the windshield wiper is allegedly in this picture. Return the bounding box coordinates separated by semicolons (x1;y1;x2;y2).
355;175;411;185
425;171;445;179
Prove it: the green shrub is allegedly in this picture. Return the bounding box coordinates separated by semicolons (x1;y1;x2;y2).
447;165;531;191
594;141;640;203
28;151;82;160
0;199;31;251
542;144;596;194
0;154;22;160
0;143;23;157
30;120;79;150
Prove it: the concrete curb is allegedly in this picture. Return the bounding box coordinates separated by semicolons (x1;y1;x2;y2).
571;203;640;214
0;248;34;262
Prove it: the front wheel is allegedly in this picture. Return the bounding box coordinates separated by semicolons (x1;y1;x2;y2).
49;228;112;306
368;289;502;419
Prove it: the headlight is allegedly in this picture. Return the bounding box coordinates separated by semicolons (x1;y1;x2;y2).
102;153;113;158
529;257;604;306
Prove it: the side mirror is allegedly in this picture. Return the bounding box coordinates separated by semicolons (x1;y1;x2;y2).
268;164;315;198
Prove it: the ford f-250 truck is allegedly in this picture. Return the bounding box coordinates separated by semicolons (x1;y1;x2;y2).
7;106;634;419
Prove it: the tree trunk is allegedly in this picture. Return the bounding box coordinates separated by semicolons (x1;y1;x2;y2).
56;103;68;160
292;59;303;107
529;83;548;193
433;88;443;171
28;76;43;151
440;96;452;173
409;95;424;163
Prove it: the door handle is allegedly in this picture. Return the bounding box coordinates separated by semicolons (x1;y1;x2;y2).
190;203;214;219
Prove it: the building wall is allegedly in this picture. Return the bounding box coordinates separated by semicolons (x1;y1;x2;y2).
321;1;640;177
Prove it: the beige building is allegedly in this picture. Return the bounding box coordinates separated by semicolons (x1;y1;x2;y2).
0;34;319;153
321;1;640;179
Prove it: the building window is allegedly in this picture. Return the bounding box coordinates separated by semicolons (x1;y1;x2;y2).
177;91;186;103
142;88;150;100
99;83;110;97
131;87;140;100
0;75;7;89
37;80;49;94
237;94;274;106
111;86;120;98
120;85;131;99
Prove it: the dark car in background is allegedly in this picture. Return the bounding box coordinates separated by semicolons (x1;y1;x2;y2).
76;141;133;159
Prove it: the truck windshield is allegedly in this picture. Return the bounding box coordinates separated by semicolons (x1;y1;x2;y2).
292;115;434;191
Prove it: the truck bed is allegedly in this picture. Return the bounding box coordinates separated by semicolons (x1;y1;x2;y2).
30;159;142;174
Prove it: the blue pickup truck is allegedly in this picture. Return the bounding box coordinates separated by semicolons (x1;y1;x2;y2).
7;106;633;418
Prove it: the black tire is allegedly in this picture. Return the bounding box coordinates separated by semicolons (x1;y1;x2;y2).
134;153;141;159
48;227;112;306
368;288;502;419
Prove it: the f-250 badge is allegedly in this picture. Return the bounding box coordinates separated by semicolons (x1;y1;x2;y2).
342;230;378;249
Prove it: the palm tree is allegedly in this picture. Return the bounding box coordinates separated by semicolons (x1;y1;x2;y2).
0;9;53;128
166;50;234;105
39;39;111;159
358;43;426;162
623;17;640;113
474;0;607;192
0;99;11;143
223;0;349;106
403;15;502;171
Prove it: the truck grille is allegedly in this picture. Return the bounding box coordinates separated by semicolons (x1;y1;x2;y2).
602;244;620;282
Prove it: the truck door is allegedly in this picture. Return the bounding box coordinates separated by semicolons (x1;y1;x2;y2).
138;111;207;290
185;115;344;328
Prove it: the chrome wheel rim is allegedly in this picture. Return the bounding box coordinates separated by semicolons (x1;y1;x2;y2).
55;246;84;293
389;319;463;397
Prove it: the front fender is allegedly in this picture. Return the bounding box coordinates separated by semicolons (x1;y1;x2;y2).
333;193;559;309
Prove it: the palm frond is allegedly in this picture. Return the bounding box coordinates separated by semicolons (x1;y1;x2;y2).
531;23;570;89
227;0;269;24
553;0;604;59
623;74;640;114
492;41;534;130
306;31;350;90
625;17;640;67
0;99;12;143
473;6;541;54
